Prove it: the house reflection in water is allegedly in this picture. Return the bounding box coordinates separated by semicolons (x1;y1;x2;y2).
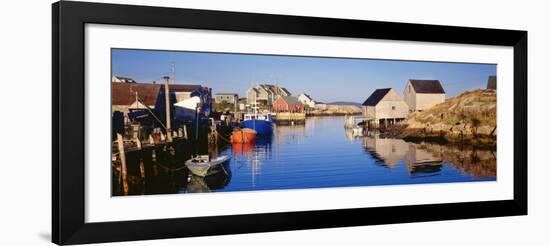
363;134;442;177
362;135;496;179
411;142;496;179
403;144;443;177
362;135;443;177
362;136;409;168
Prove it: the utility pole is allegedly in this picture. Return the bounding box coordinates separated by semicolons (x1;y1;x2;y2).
234;95;238;113
163;76;172;142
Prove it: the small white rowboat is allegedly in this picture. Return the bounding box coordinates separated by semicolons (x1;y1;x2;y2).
185;155;231;177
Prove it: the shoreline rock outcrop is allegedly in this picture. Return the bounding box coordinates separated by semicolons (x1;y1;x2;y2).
400;89;497;147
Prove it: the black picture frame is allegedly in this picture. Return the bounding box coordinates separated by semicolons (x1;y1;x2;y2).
52;1;527;245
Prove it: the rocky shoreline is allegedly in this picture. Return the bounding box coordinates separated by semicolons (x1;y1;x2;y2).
379;89;497;148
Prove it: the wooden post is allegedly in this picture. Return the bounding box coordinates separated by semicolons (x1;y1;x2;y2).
132;125;138;139
135;138;142;150
141;148;153;184
163;76;173;143
195;103;200;141
116;133;128;195
183;124;188;139
139;160;146;179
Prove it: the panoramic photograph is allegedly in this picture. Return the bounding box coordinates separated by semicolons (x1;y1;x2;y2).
111;48;497;196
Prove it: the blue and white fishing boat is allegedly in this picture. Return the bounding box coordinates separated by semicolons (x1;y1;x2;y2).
241;103;274;136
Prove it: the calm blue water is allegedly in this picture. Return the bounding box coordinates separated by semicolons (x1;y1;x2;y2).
113;116;496;196
200;116;496;193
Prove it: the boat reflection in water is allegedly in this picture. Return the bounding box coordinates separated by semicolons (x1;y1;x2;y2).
230;135;273;187
114;116;496;196
182;170;232;193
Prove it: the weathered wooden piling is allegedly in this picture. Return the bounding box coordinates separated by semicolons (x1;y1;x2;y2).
141;147;154;184
116;133;129;195
135;137;142;150
208;122;218;145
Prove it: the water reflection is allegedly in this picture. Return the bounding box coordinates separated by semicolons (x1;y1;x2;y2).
231;135;273;187
403;142;443;177
360;133;496;179
362;136;409;168
181;169;232;193
411;142;496;179
113;117;496;196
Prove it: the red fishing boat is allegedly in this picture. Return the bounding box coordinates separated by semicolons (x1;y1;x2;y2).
230;128;257;143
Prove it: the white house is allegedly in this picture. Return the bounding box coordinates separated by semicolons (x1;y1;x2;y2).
246;84;291;105
246;87;261;105
215;93;238;104
403;79;446;112
297;93;316;108
111;76;136;83
362;88;409;128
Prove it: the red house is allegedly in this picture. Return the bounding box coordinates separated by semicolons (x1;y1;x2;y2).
272;96;304;113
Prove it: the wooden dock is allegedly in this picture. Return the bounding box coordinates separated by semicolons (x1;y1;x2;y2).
274;112;306;125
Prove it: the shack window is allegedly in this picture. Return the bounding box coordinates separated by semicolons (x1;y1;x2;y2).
392;106;396;110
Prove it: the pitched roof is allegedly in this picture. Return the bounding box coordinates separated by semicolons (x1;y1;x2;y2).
112;76;136;83
487;76;496;89
257;84;291;95
169;84;202;92
215;93;238;96
300;93;312;100
112;83;203;106
409;80;445;94
280;87;291;95
255;85;270;93
362;88;392;106
279;96;302;105
258;84;271;90
112;83;160;106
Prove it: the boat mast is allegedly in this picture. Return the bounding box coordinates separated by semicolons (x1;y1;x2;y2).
253;98;257;130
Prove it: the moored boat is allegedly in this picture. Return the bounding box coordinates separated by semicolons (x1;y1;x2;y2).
240;103;274;135
185;155;231;177
240;115;274;135
230;128;257;143
344;115;368;129
352;126;364;137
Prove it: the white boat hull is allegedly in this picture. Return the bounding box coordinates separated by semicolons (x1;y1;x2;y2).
185;156;231;177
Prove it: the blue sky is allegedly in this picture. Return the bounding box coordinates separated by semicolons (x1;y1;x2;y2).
112;49;496;103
